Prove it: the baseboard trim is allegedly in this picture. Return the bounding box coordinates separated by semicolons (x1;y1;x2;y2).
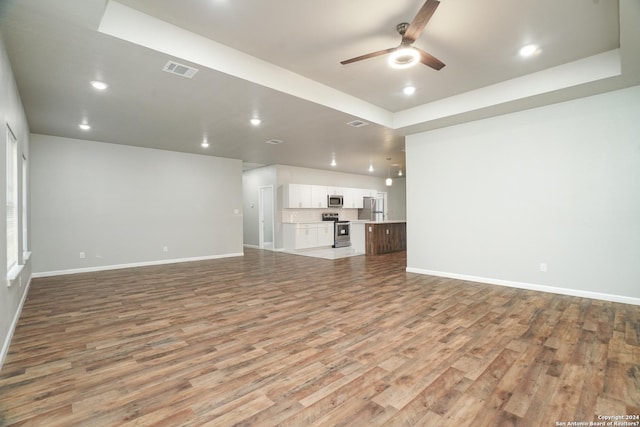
0;277;31;371
406;267;640;306
243;244;284;252
32;252;245;278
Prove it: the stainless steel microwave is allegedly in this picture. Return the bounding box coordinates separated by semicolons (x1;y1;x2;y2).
328;195;343;207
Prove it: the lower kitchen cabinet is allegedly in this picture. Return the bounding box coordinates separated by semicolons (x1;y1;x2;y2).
317;222;334;246
283;222;333;250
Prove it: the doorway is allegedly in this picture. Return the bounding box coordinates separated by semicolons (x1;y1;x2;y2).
377;191;387;220
258;185;275;250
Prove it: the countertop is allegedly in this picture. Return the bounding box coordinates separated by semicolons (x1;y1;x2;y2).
350;220;407;224
282;220;406;224
282;221;331;225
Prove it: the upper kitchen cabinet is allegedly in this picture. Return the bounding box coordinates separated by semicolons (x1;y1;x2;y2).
343;187;364;209
283;184;328;208
311;185;328;208
283;184;306;208
327;187;343;196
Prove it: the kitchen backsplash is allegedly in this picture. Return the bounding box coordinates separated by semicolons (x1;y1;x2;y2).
283;208;359;223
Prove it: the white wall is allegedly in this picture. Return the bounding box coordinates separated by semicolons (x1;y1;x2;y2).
1;33;32;369
406;85;640;304
30;135;244;275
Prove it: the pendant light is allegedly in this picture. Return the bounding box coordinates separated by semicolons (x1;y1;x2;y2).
385;159;392;186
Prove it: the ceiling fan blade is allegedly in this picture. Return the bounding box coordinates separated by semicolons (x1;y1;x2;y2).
340;47;396;65
415;47;445;70
402;0;440;44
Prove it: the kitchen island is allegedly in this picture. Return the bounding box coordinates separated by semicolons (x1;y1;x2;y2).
351;220;406;255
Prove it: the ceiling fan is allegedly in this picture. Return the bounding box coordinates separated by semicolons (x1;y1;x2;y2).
340;0;445;70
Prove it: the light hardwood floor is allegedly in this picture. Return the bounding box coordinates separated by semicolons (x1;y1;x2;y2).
1;248;638;426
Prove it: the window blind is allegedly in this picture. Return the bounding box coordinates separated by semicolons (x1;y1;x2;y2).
22;153;28;253
6;125;18;270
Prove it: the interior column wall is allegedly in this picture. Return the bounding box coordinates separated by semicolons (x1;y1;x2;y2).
406;85;640;303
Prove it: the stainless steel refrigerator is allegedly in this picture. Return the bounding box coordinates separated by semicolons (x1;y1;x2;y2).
358;197;384;221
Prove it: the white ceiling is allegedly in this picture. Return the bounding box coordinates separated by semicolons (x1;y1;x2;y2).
1;0;638;178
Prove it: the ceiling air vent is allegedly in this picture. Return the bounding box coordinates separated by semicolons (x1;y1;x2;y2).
346;120;369;128
162;60;199;78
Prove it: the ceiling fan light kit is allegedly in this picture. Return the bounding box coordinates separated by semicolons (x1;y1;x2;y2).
388;47;420;69
340;0;445;71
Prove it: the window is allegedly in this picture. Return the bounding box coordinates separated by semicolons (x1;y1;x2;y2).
6;124;18;271
22;153;28;254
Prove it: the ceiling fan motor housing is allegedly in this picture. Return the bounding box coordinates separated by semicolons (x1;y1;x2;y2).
396;22;410;36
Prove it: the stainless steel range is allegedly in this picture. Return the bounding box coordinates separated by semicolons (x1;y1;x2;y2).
322;213;351;248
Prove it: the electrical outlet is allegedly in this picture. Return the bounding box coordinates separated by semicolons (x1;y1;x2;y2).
539;262;547;272
79;252;85;259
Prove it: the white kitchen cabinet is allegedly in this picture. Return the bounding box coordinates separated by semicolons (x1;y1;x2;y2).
283;223;316;249
317;222;334;246
283;184;327;208
311;185;328;208
283;183;309;208
296;224;317;249
327;186;344;196
343;187;365;209
350;222;366;253
283;222;333;250
284;184;373;209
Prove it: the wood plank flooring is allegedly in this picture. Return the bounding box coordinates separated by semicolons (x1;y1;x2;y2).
1;248;638;426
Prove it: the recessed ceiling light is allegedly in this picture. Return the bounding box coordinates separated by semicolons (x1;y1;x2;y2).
90;81;108;90
250;118;261;126
403;86;416;95
368;164;374;173
78;123;91;131
265;139;283;145
519;44;540;57
388;47;420;69
201;139;209;148
331;159;337;167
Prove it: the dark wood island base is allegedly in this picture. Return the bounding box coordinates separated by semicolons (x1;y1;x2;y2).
365;221;407;255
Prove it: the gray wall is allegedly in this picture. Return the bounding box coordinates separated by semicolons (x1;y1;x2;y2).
1;33;32;369
406;85;640;304
30;135;244;275
386;177;406;221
